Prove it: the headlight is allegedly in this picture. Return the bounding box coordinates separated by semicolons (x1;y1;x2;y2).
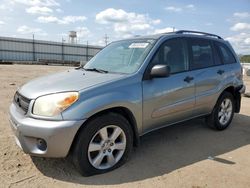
33;92;79;117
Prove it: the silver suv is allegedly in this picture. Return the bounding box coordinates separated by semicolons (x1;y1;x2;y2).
9;30;245;176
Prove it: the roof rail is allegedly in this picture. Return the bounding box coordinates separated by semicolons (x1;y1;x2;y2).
175;30;223;39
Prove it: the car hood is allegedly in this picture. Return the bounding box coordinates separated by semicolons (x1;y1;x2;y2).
19;69;127;99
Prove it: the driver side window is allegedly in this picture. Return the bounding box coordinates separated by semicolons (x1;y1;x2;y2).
151;38;187;74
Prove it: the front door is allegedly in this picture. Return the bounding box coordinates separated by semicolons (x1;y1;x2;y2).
142;38;195;133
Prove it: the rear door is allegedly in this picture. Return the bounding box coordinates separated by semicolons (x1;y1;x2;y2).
187;38;224;116
142;38;195;133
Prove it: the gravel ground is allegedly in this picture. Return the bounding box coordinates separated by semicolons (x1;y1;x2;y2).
1;64;250;188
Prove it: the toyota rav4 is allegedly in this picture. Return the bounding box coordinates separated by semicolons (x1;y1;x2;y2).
9;30;245;176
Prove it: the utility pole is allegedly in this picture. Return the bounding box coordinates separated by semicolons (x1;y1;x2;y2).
104;34;109;46
173;27;175;32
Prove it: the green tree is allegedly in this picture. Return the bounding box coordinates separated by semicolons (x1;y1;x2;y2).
240;55;250;63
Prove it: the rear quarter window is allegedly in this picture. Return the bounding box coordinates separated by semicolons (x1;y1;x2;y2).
216;42;236;64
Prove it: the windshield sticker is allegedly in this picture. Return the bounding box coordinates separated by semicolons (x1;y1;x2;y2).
129;43;149;48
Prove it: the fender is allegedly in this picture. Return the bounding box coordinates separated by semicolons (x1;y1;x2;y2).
62;82;143;134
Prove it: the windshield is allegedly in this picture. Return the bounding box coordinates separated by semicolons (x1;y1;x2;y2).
84;39;156;74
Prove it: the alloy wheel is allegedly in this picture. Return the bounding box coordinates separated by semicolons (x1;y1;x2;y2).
218;98;233;125
87;125;126;170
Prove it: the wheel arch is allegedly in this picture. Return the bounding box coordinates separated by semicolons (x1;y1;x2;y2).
69;106;140;156
219;85;241;113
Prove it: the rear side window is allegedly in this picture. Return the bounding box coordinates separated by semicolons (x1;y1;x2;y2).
212;43;222;66
216;43;236;64
188;38;214;70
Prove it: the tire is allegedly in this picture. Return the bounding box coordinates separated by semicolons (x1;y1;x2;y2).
72;113;133;176
206;92;235;130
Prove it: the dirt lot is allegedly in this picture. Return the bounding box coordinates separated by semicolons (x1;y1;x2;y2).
1;64;250;188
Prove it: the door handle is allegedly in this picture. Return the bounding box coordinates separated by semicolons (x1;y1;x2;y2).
184;76;194;83
217;70;225;75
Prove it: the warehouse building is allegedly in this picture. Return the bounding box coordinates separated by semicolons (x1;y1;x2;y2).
0;36;102;64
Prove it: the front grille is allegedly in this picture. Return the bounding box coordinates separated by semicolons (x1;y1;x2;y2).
14;92;31;113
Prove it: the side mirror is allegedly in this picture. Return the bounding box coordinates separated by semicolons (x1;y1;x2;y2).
150;64;170;78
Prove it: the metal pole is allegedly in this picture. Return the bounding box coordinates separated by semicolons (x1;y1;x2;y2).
62;37;64;63
32;34;35;62
86;40;88;62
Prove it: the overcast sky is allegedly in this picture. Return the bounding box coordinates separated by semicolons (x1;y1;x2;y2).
0;0;249;54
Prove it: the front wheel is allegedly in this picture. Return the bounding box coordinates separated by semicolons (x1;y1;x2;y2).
72;113;133;176
206;92;235;130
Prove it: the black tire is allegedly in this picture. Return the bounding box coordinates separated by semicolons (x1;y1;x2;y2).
206;91;235;130
72;113;133;176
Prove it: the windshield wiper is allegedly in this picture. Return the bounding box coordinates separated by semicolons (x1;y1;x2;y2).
83;68;109;73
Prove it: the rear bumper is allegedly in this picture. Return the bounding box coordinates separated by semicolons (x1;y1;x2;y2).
238;84;246;94
235;84;245;113
9;103;85;158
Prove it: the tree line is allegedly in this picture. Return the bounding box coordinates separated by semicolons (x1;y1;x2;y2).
240;55;250;63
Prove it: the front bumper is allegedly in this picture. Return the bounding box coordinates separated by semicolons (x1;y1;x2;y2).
9;103;85;157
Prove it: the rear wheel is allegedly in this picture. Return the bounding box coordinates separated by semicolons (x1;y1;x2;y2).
206;92;235;130
72;113;133;176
